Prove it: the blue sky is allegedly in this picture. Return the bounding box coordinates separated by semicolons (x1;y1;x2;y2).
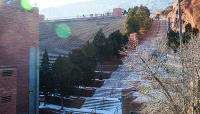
34;0;174;19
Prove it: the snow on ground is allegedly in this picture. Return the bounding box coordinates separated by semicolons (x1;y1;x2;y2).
40;20;169;114
40;104;118;114
81;20;169;114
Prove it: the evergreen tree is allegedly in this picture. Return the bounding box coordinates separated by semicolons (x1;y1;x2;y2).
53;56;75;109
122;34;129;45
123;10;128;16
40;49;54;105
125;18;140;35
69;48;95;87
82;42;97;85
93;29;108;62
108;30;123;57
69;49;86;86
82;41;97;67
106;38;115;59
167;29;179;52
53;56;73;95
125;6;151;35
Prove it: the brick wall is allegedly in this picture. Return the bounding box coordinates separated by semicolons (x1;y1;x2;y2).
113;8;124;17
0;66;17;114
0;4;39;114
129;33;139;49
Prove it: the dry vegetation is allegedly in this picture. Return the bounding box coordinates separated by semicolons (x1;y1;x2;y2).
134;34;200;114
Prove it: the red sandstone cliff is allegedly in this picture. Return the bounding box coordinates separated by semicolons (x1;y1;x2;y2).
168;0;200;31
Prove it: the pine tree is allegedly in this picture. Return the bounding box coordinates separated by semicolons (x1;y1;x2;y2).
108;30;123;57
93;29;108;62
40;49;54;105
69;48;96;87
53;56;75;109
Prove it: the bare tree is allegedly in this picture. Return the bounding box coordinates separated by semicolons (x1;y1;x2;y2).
129;33;200;114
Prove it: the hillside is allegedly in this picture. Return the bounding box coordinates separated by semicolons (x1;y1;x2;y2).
40;0;174;19
168;0;200;31
40;16;125;57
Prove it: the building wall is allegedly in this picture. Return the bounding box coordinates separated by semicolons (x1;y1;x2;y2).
0;3;39;114
113;8;124;17
129;33;139;49
0;66;17;114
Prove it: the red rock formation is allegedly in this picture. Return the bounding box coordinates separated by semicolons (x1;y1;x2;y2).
168;0;200;31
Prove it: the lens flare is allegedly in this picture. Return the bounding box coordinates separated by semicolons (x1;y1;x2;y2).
20;0;33;11
55;23;72;39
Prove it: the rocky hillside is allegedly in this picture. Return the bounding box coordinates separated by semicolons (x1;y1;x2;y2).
168;0;200;31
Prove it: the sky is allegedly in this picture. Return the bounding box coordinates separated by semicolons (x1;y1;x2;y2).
30;0;174;19
31;0;94;9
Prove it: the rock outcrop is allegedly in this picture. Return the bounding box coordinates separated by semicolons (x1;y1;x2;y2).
168;0;200;31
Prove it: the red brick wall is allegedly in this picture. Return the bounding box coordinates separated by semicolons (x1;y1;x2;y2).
0;5;39;114
0;66;17;114
129;33;139;48
113;8;124;17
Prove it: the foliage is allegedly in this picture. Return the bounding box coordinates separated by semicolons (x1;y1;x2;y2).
125;6;152;35
125;18;140;35
40;29;128;100
167;23;199;51
167;29;179;52
122;34;129;45
52;56;75;96
184;23;199;44
161;6;172;16
82;41;97;70
93;29;109;62
40;49;55;105
123;10;128;16
107;30;124;57
93;29;128;61
40;49;54;96
69;48;96;87
137;35;200;114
